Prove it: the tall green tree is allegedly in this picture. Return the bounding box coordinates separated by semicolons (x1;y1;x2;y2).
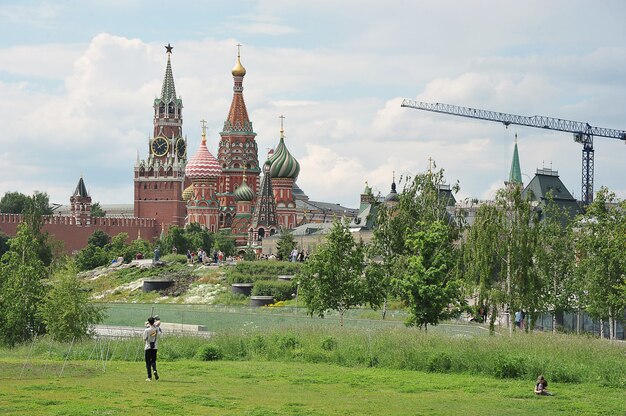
0;222;48;346
38;263;105;342
463;185;539;335
395;220;462;331
0;191;29;213
576;187;626;340
381;167;464;329
0;231;9;258
299;220;369;327
276;230;296;261
534;194;577;333
463;203;503;334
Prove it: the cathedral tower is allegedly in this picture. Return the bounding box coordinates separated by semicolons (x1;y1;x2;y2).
185;124;222;232
268;116;300;229
134;44;187;227
249;159;278;243
217;46;260;229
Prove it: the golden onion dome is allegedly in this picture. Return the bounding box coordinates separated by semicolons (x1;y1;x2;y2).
232;55;246;77
182;185;194;202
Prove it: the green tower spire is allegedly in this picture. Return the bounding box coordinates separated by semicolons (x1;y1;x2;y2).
509;134;522;184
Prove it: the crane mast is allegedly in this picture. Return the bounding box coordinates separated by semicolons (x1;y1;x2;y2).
401;99;626;206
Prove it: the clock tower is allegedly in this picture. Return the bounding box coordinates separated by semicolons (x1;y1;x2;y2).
134;44;188;227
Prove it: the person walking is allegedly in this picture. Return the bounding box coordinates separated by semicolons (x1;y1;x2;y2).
143;317;160;381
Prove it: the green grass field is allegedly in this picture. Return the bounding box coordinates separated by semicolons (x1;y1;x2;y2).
1;359;624;415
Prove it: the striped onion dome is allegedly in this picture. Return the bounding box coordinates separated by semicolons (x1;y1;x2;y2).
269;131;300;179
182;185;194;201
234;175;254;202
185;136;221;179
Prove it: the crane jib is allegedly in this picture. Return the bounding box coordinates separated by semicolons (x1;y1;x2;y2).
400;99;626;140
400;98;626;206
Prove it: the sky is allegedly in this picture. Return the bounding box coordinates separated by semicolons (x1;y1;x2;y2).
1;0;626;209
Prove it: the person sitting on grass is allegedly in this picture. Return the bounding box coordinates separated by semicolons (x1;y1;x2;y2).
534;375;552;396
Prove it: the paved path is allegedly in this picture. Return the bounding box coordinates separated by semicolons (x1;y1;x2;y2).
94;325;214;338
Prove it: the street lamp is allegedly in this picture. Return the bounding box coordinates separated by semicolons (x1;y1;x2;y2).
294;281;300;314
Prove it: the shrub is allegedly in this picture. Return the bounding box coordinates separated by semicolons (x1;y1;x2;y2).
494;356;526;379
249;335;267;354
321;336;338;351
427;352;452;373
252;280;295;301
279;334;300;351
161;253;188;264
196;343;223;361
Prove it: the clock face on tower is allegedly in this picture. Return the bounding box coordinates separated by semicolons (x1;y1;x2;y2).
151;136;169;157
175;137;186;158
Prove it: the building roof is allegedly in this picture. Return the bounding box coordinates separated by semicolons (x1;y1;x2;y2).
186;134;221;179
73;177;89;198
509;138;522;185
522;168;582;218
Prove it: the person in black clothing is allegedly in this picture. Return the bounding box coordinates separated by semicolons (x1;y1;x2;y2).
143;317;159;381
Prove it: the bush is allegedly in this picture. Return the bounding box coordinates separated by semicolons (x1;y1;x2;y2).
279;334;300;351
494;356;526;379
196;343;223;361
427;352;452;373
252;280;296;301
321;336;338;351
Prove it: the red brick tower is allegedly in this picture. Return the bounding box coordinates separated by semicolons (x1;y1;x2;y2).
268;116;300;229
217;46;260;229
70;176;92;226
185;125;222;232
134;44;187;227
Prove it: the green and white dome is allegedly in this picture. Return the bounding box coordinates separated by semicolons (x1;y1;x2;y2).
269;130;300;180
234;176;254;202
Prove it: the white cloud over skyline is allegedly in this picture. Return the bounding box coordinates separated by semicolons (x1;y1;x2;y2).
0;1;625;209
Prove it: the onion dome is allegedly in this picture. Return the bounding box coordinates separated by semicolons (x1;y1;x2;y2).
234;174;254;202
385;174;399;203
185;131;221;179
231;46;246;77
182;185;194;201
269;124;300;179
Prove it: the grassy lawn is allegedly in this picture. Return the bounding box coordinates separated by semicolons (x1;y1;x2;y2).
1;359;623;415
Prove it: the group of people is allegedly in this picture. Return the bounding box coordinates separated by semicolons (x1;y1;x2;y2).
289;248;308;262
185;248;224;265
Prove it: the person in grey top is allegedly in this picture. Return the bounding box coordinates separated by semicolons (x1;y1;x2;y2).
143;317;159;381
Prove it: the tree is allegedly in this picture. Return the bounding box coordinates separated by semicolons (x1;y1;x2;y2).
463;185;540;335
88;230;111;248
0;191;29;213
394;220;462;331
576;187;626;340
276;230;296;261
372;167;464;329
213;230;236;256
74;243;109;271
0;222;48;346
0;231;9;258
38;263;105;342
534;194;577;333
463;203;503;334
184;223;213;254
90;202;106;218
299;220;368;327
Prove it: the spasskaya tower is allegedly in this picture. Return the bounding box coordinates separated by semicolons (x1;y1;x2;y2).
134;44;188;227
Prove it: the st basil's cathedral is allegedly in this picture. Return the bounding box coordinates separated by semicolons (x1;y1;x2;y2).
134;44;302;246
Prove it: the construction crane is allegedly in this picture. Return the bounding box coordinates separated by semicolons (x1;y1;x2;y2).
401;99;626;206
